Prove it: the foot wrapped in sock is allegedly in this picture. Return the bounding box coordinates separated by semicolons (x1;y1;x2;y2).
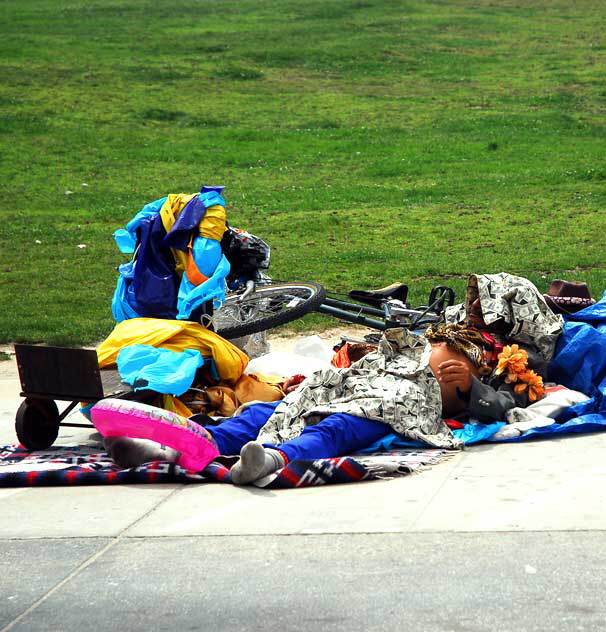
104;437;180;469
230;442;285;485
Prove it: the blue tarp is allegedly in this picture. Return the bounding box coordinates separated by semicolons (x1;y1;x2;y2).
113;196;167;254
175;239;231;320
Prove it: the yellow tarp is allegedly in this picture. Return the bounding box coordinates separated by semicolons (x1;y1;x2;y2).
97;317;248;386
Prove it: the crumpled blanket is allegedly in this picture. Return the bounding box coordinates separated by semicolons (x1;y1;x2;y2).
257;328;462;449
445;272;563;363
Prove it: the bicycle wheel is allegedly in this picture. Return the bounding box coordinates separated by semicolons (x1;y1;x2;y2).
213;281;326;339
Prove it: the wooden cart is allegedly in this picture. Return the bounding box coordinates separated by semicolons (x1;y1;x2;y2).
13;344;136;450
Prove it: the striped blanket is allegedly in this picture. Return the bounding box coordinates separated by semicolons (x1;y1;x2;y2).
0;444;452;489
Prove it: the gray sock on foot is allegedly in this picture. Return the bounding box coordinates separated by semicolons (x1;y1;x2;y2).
230;442;285;485
104;437;180;469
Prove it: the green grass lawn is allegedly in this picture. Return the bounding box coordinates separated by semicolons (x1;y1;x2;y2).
1;0;605;345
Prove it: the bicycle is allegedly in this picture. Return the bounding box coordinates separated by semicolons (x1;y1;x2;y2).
317;284;455;332
210;279;327;339
211;280;456;339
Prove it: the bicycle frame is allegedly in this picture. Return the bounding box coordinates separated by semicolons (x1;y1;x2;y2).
317;298;393;330
316;286;456;331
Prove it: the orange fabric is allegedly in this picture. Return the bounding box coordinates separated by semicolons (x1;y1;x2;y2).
200;374;285;417
205;386;240;417
234;374;284;404
332;343;376;368
332;344;352;368
185;247;209;286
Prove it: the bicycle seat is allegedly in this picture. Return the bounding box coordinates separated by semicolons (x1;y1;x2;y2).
348;283;409;307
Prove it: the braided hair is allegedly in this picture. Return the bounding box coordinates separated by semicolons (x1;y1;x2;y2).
424;323;492;375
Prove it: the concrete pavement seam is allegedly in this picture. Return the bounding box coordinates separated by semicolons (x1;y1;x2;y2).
0;485;185;630
2;527;606;544
406;451;466;530
0;538;118;632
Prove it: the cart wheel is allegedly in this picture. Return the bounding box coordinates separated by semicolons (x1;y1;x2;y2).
15;399;60;450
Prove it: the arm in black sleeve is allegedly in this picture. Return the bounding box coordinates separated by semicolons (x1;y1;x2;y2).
467;376;529;423
524;347;549;379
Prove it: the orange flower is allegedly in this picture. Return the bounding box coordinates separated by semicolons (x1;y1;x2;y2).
495;344;529;383
513;369;545;402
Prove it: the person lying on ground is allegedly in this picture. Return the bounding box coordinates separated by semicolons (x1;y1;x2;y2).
103;324;508;484
441;272;563;422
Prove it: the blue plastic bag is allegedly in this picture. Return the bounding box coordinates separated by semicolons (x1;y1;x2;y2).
116;345;206;396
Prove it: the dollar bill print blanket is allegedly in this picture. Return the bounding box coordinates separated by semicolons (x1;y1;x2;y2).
257;327;461;449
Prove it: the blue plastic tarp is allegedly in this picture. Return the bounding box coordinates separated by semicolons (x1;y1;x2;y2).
113;196;167;254
547;290;606;424
176;238;231;320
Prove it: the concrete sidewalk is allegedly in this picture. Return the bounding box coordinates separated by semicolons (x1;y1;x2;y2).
1;350;606;631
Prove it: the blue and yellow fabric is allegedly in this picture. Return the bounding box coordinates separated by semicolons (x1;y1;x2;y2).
97;317;249;386
103;186;249;413
111;186;231;322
